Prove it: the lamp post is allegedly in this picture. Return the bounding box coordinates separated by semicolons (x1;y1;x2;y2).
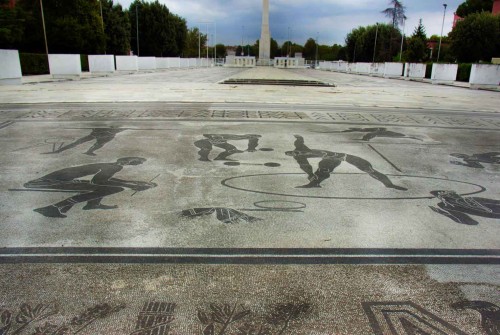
437;3;447;62
99;0;106;54
39;0;49;55
399;18;406;62
373;23;379;63
136;4;140;56
315;32;319;67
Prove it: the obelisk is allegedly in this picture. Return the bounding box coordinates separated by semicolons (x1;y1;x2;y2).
259;0;271;62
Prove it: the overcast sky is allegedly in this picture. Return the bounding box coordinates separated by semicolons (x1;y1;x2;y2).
114;0;464;46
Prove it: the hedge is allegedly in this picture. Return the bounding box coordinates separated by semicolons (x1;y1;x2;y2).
457;63;472;82
19;53;49;75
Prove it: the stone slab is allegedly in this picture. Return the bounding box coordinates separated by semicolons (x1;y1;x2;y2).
469;64;500;88
384;62;404;77
88;55;115;73
116;56;138;72
431;64;458;82
138;57;157;70
405;63;426;79
48;54;82;79
0;49;22;84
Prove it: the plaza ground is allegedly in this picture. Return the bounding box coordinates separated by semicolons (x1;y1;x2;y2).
0;67;498;334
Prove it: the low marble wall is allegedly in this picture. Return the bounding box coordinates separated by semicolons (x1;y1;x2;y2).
431;64;458;82
225;56;256;67
156;58;168;69
370;63;385;76
88;55;115;73
469;64;500;88
384;62;403;77
275;58;301;68
166;57;180;68
0;49;22;85
138;57;156;70
355;62;371;74
179;59;190;68
115;56;138;71
404;63;426;79
48;54;82;78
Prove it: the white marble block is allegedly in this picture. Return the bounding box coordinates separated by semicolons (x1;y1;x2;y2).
404;63;426;79
431;64;458;82
115;56;138;71
166;57;180;68
355;63;371;74
156;58;168;69
138;57;156;70
88;55;115;73
48;54;82;79
370;63;385;76
469;64;500;88
179;59;189;68
0;49;22;85
384;62;404;77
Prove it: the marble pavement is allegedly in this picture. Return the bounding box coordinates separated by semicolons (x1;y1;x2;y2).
0;68;498;334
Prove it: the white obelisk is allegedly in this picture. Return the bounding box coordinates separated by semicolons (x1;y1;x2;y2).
259;0;271;62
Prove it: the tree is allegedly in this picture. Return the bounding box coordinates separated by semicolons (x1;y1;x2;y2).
214;43;226;57
404;19;428;62
303;38;317;60
182;27;206;57
0;5;26;49
130;0;187;57
449;12;500;62
345;24;402;62
101;0;130;55
270;38;279;58
382;0;407;29
456;0;493;17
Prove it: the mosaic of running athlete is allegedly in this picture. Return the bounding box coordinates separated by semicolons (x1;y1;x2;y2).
43;127;127;156
24;157;157;218
194;134;262;161
340;127;422;142
429;190;500;225
450;152;500;168
180;207;261;224
285;135;408;190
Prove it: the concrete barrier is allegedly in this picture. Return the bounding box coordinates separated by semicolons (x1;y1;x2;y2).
384;62;404;77
0;49;22;85
431;64;458;83
48;54;82;79
404;63;426;80
370;63;385;76
469;64;500;89
88;55;115;73
346;63;355;73
166;57;180;68
156;58;168;69
337;62;348;72
180;59;190;68
355;62;371;74
138;57;156;70
116;56;138;71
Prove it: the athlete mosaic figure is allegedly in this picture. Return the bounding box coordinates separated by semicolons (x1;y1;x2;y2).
285;135;407;190
44;127;127;156
430;190;500;225
450;152;500;169
194;134;261;161
24;157;156;218
341;127;422;142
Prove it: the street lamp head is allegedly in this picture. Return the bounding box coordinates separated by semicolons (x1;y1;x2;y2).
443;4;447;8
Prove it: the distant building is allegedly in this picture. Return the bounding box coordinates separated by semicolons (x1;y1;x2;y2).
453;13;463;28
493;0;500;14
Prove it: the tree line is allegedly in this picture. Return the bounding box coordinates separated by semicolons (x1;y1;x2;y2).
1;0;497;62
0;0;196;57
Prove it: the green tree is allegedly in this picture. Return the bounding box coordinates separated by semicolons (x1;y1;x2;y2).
404;19;428;62
182;27;206;57
413;19;427;40
456;0;493;17
214;43;226;57
130;0;187;57
449;11;500;62
270;38;279;58
382;0;407;28
101;0;130;55
345;24;402;62
0;5;26;49
303;38;317;60
16;0;105;54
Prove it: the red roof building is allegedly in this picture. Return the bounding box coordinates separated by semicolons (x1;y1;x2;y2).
493;0;500;15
